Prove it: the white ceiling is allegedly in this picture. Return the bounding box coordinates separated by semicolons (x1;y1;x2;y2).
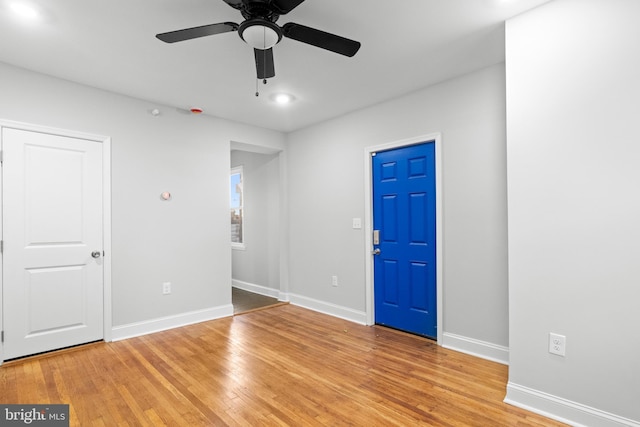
0;0;551;132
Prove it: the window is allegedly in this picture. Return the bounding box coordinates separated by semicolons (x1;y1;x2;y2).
230;166;244;248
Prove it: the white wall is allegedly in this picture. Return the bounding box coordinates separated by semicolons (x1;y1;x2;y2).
0;62;285;333
286;64;509;354
505;0;640;425
231;150;281;293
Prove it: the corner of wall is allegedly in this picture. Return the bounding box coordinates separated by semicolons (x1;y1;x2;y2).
442;332;509;365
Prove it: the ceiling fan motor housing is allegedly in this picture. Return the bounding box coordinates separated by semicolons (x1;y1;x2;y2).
240;1;281;22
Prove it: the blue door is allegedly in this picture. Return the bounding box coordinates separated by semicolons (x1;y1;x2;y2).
373;142;437;338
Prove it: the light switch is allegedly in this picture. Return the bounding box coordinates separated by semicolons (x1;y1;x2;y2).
352;218;362;229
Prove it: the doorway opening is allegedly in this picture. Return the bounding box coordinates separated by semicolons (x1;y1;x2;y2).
230;142;287;310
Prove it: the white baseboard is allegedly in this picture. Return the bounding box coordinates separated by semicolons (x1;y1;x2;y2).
505;382;640;427
442;332;509;365
232;279;282;300
110;305;234;341
285;293;367;325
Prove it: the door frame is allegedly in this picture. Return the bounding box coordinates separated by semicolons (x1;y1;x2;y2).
0;120;112;363
363;133;443;344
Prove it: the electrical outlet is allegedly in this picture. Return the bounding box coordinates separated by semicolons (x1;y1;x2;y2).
331;275;338;287
549;333;566;356
162;282;171;295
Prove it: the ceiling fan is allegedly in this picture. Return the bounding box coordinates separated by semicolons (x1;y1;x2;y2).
155;0;361;81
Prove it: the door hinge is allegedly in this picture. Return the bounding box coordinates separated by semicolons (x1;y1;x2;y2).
1;331;4;343
0;149;3;165
1;240;3;253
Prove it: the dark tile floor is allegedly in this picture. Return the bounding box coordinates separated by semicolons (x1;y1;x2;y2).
232;287;282;314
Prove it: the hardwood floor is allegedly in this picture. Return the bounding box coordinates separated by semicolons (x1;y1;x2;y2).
0;305;566;426
232;287;285;314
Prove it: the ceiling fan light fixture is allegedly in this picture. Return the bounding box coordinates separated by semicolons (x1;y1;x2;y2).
239;21;282;50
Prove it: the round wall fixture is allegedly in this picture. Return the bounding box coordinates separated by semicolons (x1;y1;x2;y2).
160;191;172;201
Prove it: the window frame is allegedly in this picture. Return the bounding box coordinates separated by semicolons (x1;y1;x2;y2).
230;165;245;250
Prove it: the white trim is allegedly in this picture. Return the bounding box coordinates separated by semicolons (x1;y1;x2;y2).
0;120;109;142
442;332;509;365
278;149;290;300
505;382;640;427
0;119;113;361
0;127;3;365
363;133;444;344
111;305;234;341
102;137;113;342
232;279;282;300
285;293;367;325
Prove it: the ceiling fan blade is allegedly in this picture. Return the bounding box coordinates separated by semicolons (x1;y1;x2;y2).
221;0;243;10
271;0;306;15
156;22;238;43
282;23;361;57
255;48;275;79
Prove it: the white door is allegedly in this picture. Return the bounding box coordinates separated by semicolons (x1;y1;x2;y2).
2;127;104;360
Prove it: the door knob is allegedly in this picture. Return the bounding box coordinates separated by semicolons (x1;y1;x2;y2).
372;248;381;255
91;251;101;259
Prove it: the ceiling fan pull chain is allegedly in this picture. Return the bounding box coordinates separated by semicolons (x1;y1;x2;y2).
263;27;268;85
255;26;266;96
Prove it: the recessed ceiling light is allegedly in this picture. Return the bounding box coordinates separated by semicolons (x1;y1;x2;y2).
272;93;295;105
9;2;39;21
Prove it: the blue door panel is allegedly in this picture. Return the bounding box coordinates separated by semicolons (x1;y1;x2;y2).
381;161;398;181
409;261;428;311
382;195;398;242
409;192;427;243
373;142;437;338
408;156;427;177
383;259;399;305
